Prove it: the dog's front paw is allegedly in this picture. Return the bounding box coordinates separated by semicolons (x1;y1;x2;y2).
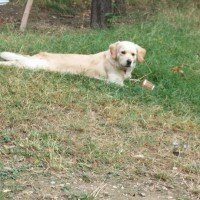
124;73;132;80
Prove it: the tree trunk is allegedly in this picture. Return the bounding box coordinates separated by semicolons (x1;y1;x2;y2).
90;0;112;28
114;0;126;14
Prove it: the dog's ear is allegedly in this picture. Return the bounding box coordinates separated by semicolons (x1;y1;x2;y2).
136;45;146;63
109;42;119;59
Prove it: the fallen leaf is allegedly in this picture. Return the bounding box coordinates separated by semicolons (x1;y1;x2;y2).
171;66;185;76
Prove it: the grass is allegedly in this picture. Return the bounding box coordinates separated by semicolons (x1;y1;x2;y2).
14;0;90;14
0;6;200;200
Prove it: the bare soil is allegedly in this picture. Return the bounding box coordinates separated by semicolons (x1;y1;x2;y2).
1;165;195;200
0;3;90;29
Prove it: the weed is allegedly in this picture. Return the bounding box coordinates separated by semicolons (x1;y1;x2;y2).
154;171;172;182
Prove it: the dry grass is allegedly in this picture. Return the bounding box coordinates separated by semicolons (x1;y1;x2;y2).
0;68;199;199
0;4;200;200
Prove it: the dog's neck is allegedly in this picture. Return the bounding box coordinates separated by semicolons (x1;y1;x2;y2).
104;51;124;70
104;51;129;76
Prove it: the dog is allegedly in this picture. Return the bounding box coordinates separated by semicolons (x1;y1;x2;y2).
0;41;146;85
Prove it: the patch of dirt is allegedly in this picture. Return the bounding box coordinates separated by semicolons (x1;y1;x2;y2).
1;167;197;200
0;3;90;29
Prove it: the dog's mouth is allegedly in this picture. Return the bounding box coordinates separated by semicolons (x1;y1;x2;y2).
118;62;133;72
120;64;131;70
121;68;127;73
119;66;128;73
122;63;132;68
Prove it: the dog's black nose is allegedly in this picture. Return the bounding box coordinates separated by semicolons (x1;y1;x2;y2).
126;59;132;66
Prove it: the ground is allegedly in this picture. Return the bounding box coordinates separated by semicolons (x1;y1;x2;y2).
0;3;90;29
0;2;200;200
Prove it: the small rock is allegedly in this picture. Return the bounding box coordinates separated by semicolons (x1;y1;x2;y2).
24;191;33;195
162;186;168;191
167;185;174;189
59;184;65;187
51;181;56;185
19;144;24;147
133;154;145;159
139;192;146;197
113;185;117;189
3;189;11;193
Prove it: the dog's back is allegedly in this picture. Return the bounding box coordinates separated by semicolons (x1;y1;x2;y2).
0;51;107;79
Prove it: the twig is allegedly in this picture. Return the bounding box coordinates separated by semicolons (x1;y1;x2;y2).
130;64;153;83
91;183;107;198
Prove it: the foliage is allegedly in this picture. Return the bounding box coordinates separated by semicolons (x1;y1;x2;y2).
12;0;200;14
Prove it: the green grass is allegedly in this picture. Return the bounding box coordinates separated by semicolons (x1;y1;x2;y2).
0;7;200;200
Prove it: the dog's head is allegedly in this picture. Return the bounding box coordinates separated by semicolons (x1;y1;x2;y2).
109;41;146;69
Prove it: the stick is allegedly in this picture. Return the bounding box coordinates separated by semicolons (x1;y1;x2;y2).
130;64;153;83
20;0;34;32
91;183;107;198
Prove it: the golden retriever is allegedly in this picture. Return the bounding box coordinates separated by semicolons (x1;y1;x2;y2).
0;41;146;85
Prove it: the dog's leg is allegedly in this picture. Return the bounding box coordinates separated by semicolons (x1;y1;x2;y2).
108;73;124;86
124;68;133;80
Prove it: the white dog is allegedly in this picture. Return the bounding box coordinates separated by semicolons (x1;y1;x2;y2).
0;41;146;85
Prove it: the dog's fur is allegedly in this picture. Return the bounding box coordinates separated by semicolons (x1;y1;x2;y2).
0;41;146;85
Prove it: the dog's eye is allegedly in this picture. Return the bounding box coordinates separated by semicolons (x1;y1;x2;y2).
121;51;126;54
132;53;135;56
